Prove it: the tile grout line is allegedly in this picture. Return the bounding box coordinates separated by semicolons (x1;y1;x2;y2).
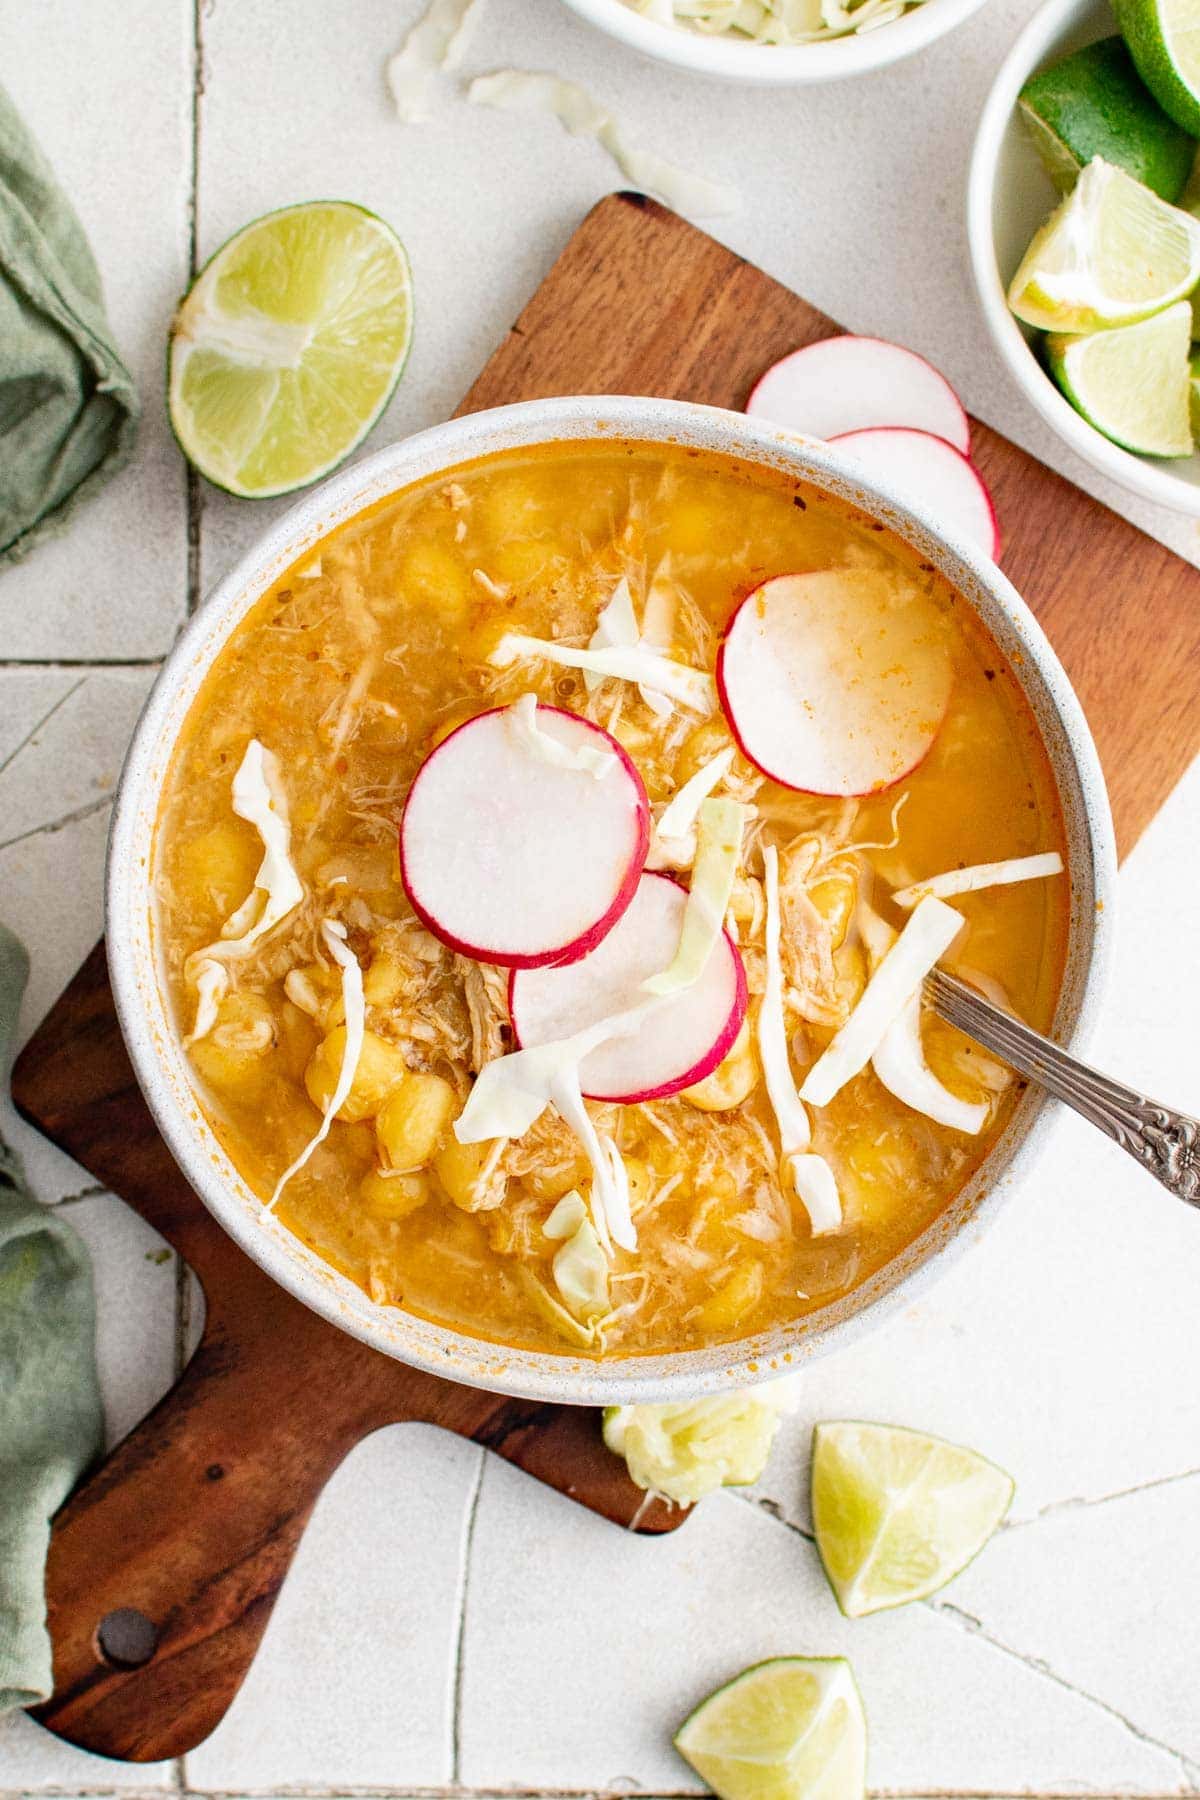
449;1448;486;1785
0;676;87;780
0;795;113;855
0;658;166;670
734;1489;1200;1789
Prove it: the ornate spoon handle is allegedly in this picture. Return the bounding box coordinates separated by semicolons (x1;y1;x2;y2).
925;970;1200;1206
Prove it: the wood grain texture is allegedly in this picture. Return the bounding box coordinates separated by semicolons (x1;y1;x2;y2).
13;191;1199;1766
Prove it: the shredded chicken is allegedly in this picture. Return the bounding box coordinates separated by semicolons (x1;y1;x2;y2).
457;955;511;1071
778;839;845;1028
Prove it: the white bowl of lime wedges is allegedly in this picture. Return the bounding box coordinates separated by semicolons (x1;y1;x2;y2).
969;0;1200;515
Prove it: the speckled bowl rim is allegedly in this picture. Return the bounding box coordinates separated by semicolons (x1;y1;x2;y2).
559;0;990;82
107;396;1116;1406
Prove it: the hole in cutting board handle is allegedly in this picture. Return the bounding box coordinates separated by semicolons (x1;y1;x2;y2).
96;1609;159;1669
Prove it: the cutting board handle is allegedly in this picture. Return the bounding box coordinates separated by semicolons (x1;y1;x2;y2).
30;1257;677;1764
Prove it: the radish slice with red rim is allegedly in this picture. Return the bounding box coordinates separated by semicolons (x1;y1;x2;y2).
746;335;971;454
510;871;747;1104
830;427;999;561
716;570;954;798
400;701;649;968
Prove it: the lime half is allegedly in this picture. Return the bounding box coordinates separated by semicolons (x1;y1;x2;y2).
1008;156;1200;331
1048;299;1193;455
1114;0;1200;133
1018;37;1195;199
675;1658;867;1800
169;201;413;498
811;1422;1014;1619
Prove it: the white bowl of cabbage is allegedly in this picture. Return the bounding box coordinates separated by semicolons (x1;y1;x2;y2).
560;0;990;81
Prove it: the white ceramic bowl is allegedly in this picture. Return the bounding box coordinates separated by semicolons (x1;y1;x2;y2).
107;395;1116;1406
969;0;1200;516
561;0;989;82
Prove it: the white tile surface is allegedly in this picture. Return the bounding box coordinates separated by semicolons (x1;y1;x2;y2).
0;1707;175;1791
1;0;1199;1792
459;1460;1190;1793
0;0;192;660
64;1193;179;1450
183;1428;482;1791
952;1473;1200;1778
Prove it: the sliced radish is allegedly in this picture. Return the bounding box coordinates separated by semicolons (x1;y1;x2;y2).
746;336;971;455
830;428;999;561
510;871;747;1104
400;702;649;968
716;570;954;798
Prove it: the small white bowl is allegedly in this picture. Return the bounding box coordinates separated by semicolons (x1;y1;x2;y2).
968;0;1200;517
561;0;990;83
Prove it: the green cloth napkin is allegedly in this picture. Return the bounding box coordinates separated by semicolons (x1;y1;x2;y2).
0;82;139;566
0;925;103;1713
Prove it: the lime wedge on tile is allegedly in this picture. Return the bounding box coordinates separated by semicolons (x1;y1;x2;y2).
1008;157;1200;331
675;1657;867;1800
168;201;413;498
1047;299;1193;454
1018;37;1195;199
810;1421;1014;1619
1114;0;1200;133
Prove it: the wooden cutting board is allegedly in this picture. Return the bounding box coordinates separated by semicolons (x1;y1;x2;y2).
13;192;1200;1768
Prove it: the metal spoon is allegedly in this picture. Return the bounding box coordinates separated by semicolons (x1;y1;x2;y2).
924;968;1199;1205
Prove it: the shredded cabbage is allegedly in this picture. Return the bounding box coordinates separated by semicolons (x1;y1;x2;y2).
544;1191;589;1239
454;996;667;1253
544;1191;611;1320
266;921;364;1212
467;71;739;218
489;630;715;714
857;897;988;1135
603;1376;799;1504
185;738;305;1043
759;846;841;1235
387;0;481;123
506;693;617;780
586;574;676;717
891;852;1065;910
622;0;930;46
645;798;749;996
800;895;965;1108
649;744;736;870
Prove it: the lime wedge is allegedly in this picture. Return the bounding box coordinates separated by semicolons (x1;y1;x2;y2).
603;1381;795;1506
810;1421;1014;1619
675;1658;866;1800
1190;349;1200;431
168;202;413;498
1047;299;1193;454
1018;37;1195;200
1008;156;1200;331
1114;0;1200;133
